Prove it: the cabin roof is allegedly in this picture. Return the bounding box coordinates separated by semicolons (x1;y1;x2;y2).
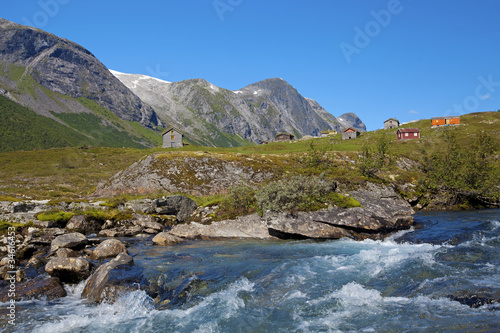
384;118;399;123
431;116;460;120
397;128;420;133
342;127;359;133
275;132;294;137
161;126;183;135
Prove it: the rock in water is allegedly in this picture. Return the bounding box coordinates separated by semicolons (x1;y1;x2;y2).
152;232;183;246
45;257;91;283
81;252;137;303
51;232;88;251
92;239;127;260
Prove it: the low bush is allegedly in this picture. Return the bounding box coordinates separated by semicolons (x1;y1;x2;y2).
216;185;257;220
255;175;338;214
37;210;75;224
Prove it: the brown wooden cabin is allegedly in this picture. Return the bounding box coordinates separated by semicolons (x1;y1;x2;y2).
275;132;295;141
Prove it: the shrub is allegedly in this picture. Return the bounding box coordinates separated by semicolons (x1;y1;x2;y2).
216;185;257;220
255;175;337;214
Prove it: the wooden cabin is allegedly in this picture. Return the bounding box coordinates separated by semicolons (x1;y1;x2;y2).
397;128;420;140
162;127;184;148
431;116;460;127
342;127;360;140
384;118;400;129
275;132;295;141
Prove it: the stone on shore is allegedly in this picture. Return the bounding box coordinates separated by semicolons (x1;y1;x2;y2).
155;195;197;222
51;232;88;251
92;239;127;260
45;257;90;283
168;213;271;240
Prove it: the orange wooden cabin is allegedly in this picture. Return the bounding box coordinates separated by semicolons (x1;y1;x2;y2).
431;116;460;126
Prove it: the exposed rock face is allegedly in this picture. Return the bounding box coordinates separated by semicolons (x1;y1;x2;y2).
81;252;137;303
337;112;367;132
155;195;197;222
168;214;272;240
165;183;414;241
112;71;363;146
45;257;91;283
0;18;160;129
93;152;275;197
267;183;414;240
66;215;103;234
0;276;67;302
92;239;127;260
50;232;88;251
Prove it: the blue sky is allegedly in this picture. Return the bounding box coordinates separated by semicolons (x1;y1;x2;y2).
2;0;500;130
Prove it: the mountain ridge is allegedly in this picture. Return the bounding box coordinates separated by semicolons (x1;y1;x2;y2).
112;70;367;146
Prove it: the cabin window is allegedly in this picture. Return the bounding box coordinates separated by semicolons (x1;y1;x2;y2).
171;130;174;134
414;133;418;137
405;133;408;137
171;135;175;140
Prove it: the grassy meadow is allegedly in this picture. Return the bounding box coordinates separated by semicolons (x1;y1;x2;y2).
0;111;498;207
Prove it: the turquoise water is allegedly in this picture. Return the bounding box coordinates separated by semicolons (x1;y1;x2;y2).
3;209;500;332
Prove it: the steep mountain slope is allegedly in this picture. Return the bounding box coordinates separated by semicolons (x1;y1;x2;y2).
113;71;356;146
337;112;367;132
0;18;162;150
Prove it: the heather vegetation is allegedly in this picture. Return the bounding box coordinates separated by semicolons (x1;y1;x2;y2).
0;111;498;212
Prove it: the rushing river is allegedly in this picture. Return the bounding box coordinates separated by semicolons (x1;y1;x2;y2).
3;209;500;332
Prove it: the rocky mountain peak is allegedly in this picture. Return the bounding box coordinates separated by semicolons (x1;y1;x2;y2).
0;18;160;129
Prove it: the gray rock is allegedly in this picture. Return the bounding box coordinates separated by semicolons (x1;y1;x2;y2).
152;232;183;246
125;199;155;214
45;257;90;283
56;248;78;258
0;277;67;302
51;232;88;251
267;183;414;240
81;252;135;303
155;195;197;222
98;229;120;238
66;215;102;234
168;213;271;240
92;239;127;260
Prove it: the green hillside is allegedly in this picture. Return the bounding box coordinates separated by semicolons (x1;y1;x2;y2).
0;95;162;152
0;110;498;209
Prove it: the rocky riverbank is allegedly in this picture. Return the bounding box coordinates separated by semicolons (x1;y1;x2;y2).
0;182;418;303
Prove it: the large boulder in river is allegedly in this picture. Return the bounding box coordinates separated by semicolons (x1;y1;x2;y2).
266;183;414;240
82;253;141;303
168;213;271;240
51;232;88;251
92;239;127;260
155;195;197;222
45;257;91;283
